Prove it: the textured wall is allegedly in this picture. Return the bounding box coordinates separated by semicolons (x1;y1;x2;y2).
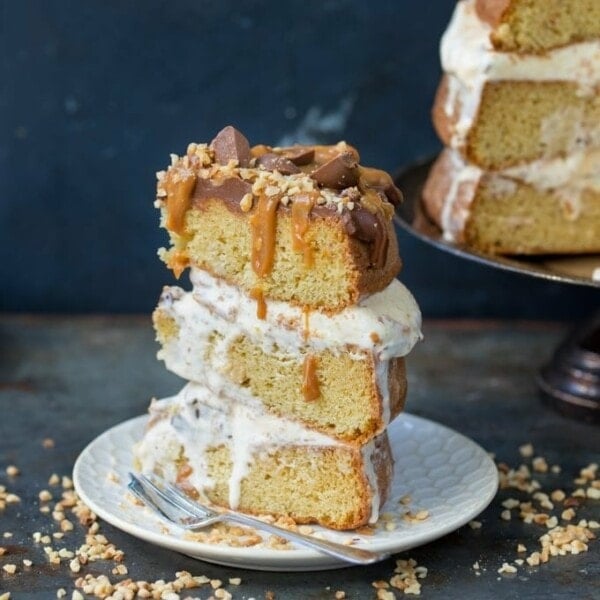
1;1;597;317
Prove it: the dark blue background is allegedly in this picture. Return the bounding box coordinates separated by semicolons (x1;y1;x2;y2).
1;1;597;317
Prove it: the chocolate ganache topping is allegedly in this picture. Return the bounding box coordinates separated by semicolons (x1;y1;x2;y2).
160;126;402;270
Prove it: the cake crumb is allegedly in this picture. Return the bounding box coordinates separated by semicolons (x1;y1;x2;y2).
561;508;576;521
497;562;517;574
38;490;53;502
228;577;241;585
468;520;482;530
517;544;526;553
42;438;55;448
587;487;600;500
2;564;17;574
5;466;19;477
519;443;534;458
500;510;511;521
23;559;32;567
334;592;346;599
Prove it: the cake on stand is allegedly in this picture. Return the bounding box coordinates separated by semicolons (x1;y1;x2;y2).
395;158;600;423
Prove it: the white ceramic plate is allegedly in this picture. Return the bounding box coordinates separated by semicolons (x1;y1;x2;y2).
73;413;498;571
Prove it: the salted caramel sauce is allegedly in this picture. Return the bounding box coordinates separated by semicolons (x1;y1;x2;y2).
302;306;311;341
167;250;190;279
250;144;271;159
358;166;394;190
312;142;359;165
165;171;197;235
302;354;320;401
370;332;381;344
291;193;316;267
176;463;193;483
250;287;267;320
249;193;280;277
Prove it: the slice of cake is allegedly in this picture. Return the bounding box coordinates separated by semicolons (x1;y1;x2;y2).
156;126;403;312
136;126;421;530
152;268;421;444
424;0;600;255
135;383;392;530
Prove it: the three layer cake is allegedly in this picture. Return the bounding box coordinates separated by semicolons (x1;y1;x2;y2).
135;126;422;530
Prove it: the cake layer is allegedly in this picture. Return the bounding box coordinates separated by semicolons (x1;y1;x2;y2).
156;127;403;312
153;270;421;443
423;149;600;254
476;0;600;53
435;0;600;169
134;384;392;530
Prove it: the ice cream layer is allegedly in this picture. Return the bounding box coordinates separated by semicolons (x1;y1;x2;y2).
440;148;600;240
135;382;386;523
180;268;422;361
154;269;420;438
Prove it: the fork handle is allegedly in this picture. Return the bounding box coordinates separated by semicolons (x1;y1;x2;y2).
221;511;388;565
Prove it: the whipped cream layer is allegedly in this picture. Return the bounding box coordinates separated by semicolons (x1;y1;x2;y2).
441;0;600;150
440;148;600;240
187;268;422;360
135;382;384;523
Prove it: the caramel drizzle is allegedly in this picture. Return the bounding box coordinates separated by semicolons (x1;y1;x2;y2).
291;194;316;267
302;355;320;402
249;194;280;277
302;307;310;341
167;250;190;279
165;172;197;236
250;287;267;320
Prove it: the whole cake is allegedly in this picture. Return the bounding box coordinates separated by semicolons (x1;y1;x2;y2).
135;126;422;530
423;0;600;255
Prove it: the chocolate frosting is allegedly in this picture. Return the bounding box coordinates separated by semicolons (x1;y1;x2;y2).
192;177;251;206
339;207;389;269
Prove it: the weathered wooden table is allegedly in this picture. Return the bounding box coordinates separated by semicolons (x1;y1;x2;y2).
1;316;598;599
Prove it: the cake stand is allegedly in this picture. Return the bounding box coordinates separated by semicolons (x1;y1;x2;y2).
394;158;600;423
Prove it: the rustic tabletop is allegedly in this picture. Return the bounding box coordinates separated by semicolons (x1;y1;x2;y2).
0;316;598;599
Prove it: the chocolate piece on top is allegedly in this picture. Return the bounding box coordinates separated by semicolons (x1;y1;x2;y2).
256;153;301;175
192;177;252;206
310;152;359;189
211;126;251;167
282;146;315;166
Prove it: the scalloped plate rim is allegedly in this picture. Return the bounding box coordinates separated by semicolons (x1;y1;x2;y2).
73;413;498;571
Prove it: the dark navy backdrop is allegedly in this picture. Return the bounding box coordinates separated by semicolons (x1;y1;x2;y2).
1;1;597;317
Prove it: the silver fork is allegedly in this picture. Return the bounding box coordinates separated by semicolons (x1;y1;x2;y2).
128;472;388;565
